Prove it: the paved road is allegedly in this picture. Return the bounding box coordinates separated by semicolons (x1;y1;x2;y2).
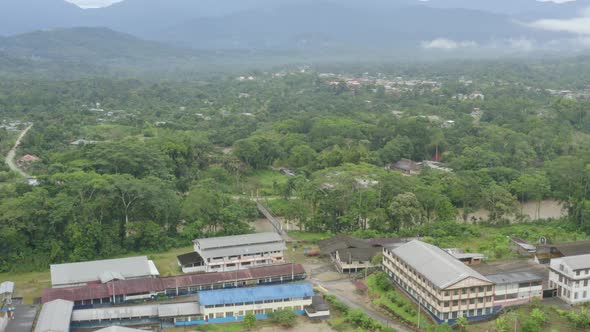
311;279;412;332
5;124;32;178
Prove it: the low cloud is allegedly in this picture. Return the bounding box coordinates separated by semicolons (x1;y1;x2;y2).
529;7;590;35
421;38;477;50
66;0;123;9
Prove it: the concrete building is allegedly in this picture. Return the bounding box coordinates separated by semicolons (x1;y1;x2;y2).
383;240;496;324
305;296;330;320
35;299;74;332
549;254;590;304
190;232;286;273
486;272;543;307
197;283;314;324
50;256;159;288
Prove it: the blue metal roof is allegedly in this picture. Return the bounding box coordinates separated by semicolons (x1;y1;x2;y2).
198;283;314;306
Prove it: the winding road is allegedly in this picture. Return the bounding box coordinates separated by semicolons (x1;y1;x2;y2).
5;124;33;178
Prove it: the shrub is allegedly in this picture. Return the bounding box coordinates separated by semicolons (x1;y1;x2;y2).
243;313;256;330
268;309;297;328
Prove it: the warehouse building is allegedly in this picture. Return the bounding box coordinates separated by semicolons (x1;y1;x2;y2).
486;272;543;307
34;299;74;332
318;235;414;274
197;283;314;324
549;254;590;304
42;264;306;305
185;232;286;273
535;240;590;264
383;240;496;324
50;256;159;288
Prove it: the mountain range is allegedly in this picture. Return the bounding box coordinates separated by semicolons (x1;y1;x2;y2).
0;0;588;51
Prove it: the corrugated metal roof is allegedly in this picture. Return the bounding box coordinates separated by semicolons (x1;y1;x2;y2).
50;256;159;287
42;264;306;304
34;299;74;332
71;303;200;321
158;302;200;317
177;252;203;265
194;232;283;250
559;254;590;270
95;327;148;332
336;248;380;262
0;281;15;294
72;304;158;321
197;242;286;260
318;235;374;255
163;263;306;289
486;272;543;285
198;282;313;306
391;240;491;289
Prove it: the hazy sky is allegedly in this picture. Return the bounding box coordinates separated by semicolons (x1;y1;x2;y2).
66;0;123;8
67;0;577;8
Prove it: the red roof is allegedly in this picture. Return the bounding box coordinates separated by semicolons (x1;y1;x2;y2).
42;263;306;304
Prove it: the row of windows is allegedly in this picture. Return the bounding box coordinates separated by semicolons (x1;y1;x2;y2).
557;274;590;287
206;305;303;319
204;297;311;309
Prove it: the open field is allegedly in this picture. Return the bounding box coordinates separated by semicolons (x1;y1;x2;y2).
0;245;194;304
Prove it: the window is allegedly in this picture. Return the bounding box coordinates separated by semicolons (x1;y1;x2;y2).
478;297;484;304
462;289;467;295
478;287;484;293
584;291;588;298
487;286;492;292
454;290;459;296
461;300;467;305
577;270;581;276
585;280;589;287
444;301;449;307
575;292;579;299
518;282;530;288
469;298;475;305
452;300;458;306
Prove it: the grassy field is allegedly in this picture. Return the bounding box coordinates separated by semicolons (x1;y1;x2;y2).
469;303;582;332
242;169;289;196
0;244;194;304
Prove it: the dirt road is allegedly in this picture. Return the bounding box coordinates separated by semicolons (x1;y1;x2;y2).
5;124;32;178
311;278;412;332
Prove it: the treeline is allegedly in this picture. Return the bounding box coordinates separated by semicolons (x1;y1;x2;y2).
0;59;590;271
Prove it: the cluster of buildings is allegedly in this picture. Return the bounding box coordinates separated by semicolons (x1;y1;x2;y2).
27;232;328;331
0;120;30;132
320;72;442;95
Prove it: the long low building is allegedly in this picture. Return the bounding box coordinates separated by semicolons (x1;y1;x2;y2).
486;272;543;307
196;283;314;324
50;256;160;288
34;299;74;332
42;263;306;305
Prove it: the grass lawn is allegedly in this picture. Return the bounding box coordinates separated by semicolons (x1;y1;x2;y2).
289;231;330;243
469;303;576;332
242;169;288;196
147;245;194;277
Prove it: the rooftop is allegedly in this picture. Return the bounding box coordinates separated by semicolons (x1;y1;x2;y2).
390;240;491;289
198;283;314;306
42;264;306;303
336;248;380;263
558;254;590;270
0;281;15;294
194;232;283;250
95;327;148;332
538;240;590;257
50;256;159;287
318;235;375;255
34;299;74;332
177;251;204;266
485;272;543;285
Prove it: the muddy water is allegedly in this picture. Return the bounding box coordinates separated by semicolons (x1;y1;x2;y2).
463;199;565;223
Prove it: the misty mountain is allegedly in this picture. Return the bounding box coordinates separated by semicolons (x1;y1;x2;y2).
0;0;582;51
0;27;193;62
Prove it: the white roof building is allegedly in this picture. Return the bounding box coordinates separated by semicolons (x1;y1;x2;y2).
50;256;159;288
34;299;74;332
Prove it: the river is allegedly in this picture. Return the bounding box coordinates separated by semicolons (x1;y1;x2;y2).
463;199;565;223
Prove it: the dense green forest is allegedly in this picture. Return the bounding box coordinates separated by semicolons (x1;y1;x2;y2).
1;58;590;272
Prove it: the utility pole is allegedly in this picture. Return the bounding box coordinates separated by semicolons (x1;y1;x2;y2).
417;296;421;329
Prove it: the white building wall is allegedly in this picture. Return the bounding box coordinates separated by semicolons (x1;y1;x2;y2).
549;259;590;304
202;298;312;319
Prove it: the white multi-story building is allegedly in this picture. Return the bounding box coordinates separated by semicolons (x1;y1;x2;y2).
189;232;286;273
549;254;590;304
486;272;543;307
383;240;496;324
